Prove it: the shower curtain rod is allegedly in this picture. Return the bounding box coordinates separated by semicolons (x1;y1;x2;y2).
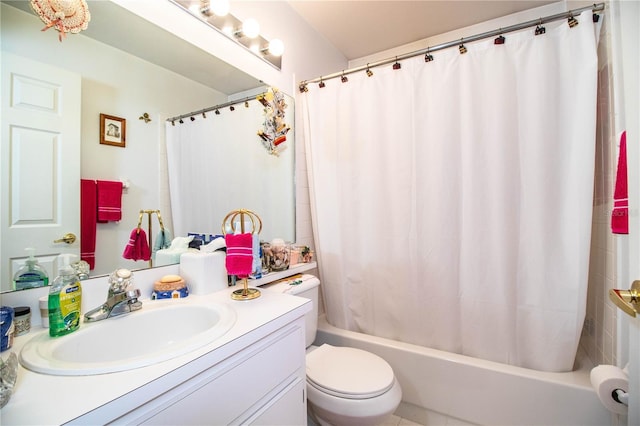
299;2;604;88
166;91;267;124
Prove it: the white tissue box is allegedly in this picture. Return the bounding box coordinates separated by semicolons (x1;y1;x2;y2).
179;251;227;295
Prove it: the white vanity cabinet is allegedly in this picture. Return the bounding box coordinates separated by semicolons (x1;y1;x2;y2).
4;272;312;426
118;319;306;425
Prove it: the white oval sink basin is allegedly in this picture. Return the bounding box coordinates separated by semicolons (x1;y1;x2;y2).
19;300;236;376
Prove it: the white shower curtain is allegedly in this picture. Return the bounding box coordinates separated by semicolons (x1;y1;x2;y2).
301;11;599;372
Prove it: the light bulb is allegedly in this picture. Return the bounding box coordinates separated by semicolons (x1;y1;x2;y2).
222;25;234;36
210;0;229;16
268;38;285;56
242;18;260;39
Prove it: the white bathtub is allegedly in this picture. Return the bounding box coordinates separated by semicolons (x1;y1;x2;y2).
315;315;611;426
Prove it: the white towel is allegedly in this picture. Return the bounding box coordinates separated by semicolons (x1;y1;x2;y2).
252;233;262;278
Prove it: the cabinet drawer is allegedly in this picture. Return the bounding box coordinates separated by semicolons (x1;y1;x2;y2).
248;377;305;425
137;322;305;425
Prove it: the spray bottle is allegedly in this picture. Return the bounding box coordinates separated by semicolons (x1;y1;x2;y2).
48;254;82;337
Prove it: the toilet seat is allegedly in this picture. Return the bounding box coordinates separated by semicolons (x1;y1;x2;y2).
306;344;395;399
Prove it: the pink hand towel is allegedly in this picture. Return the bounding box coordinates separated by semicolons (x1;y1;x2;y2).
97;180;122;222
123;228;151;261
611;131;628;234
225;233;254;278
80;179;97;269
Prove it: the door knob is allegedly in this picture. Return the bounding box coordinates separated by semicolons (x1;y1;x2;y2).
609;280;640;318
53;233;77;244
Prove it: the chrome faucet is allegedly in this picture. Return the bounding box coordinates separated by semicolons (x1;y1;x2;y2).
84;269;142;322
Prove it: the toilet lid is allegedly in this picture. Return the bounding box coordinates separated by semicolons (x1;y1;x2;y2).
306;344;395;399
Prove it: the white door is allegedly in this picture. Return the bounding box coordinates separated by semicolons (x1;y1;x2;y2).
616;0;640;424
1;52;81;290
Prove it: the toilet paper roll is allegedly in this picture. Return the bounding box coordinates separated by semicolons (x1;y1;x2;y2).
179;251;228;295
590;364;629;414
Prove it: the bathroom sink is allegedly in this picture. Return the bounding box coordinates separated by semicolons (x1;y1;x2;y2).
19;300;237;376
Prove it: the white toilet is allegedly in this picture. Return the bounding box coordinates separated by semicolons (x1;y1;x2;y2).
263;275;402;426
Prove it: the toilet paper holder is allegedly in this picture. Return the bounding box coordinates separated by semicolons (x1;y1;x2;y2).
612;389;629;406
609;280;640;318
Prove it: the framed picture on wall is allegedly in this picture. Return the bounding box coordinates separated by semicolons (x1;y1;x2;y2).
99;113;126;148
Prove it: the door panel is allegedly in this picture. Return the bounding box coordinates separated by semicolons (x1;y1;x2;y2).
1;52;80;290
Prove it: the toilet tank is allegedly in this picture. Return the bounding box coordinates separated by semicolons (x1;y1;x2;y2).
261;274;320;347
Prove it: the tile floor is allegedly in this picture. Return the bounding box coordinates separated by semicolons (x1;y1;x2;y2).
308;414;423;426
383;414;423;425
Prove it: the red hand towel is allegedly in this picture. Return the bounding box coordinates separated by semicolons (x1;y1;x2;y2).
80;179;97;269
611;131;628;234
123;228;151;261
225;233;253;278
97;180;122;222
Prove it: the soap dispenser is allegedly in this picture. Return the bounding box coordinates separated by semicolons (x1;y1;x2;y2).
48;254;82;337
12;248;49;290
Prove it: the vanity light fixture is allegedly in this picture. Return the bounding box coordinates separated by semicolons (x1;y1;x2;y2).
235;18;260;39
260;38;285;57
210;0;229;17
176;0;283;69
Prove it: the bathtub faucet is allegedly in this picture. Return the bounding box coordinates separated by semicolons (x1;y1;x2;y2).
84;269;142;322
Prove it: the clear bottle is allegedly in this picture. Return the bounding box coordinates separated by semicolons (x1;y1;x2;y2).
48;254;82;337
12;248;49;291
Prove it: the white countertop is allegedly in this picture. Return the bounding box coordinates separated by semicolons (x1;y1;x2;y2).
2;286;311;425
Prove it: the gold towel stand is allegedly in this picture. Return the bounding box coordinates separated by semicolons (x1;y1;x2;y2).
222;209;262;301
137;209;164;268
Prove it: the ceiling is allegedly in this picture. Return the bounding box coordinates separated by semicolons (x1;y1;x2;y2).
287;0;560;60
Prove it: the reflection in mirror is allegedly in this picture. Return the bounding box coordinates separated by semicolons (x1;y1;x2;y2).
165;89;295;246
0;1;295;293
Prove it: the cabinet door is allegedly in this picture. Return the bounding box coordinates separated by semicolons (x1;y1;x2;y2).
248;377;306;426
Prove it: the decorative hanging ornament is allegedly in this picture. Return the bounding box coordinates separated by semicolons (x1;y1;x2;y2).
257;87;290;156
30;0;91;42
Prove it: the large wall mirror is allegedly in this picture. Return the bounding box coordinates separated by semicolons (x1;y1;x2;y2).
0;1;295;293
